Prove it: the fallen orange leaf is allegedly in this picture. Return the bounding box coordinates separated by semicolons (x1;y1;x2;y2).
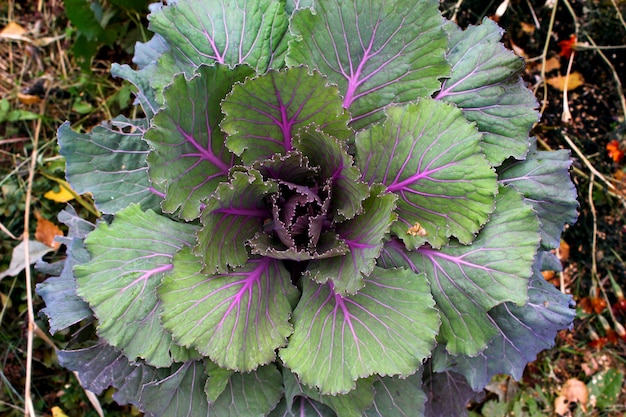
35;212;63;250
558;34;577;58
17;93;42;105
520;22;535;35
546;72;584;91
606;140;624;164
579;296;607;314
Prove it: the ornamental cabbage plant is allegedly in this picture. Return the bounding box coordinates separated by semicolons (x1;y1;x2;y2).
38;1;579;416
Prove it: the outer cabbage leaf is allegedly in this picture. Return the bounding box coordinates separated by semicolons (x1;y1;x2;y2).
432;264;575;391
283;369;374;417
148;0;289;71
379;186;540;356
222;67;351;164
144;64;254;220
280;267;439;395
436;18;539;165
159;248;299;372
356;100;497;249
269;397;335;417
287;0;448;128
305;184;397;295
294;128;369;221
75;205;199;367
498;142;578;249
207;364;283;417
364;373;426;417
58;117;162;214
57;342;166;407
422;367;484;417
196;169;277;273
36;207;94;333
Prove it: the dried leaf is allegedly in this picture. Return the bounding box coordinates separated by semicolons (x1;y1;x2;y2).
520;22;535;35
546;72;585;91
544;56;561;73
35;212;63;250
606;140;624;164
556;378;588;413
559;240;570;261
579;296;607;314
0;240;54;281
17;93;42;105
44;181;76;203
0;21;27;38
51;406;70;417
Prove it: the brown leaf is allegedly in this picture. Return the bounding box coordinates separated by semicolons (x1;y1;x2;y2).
520;22;536;35
0;22;27;39
35;212;63;250
555;378;588;414
546;72;585;91
17;93;42;105
558;240;570;261
543;56;561;73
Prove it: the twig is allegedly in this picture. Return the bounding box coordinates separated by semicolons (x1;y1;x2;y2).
450;0;465;23
609;0;626;31
536;0;559;116
583;34;626;120
561;50;576;123
22;85;48;417
561;133;626;210
0;221;19;239
588;173;598;282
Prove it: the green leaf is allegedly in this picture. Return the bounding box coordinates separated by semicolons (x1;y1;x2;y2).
356;100;498;249
280;267;439;394
148;0;289;71
294;128;369;221
58;117;162;214
587;369;624;410
75;205;198;367
159;248;299;372
222;67;351;164
305;184;397;295
437;18;539;165
379;186;540;356
498;142;578;249
210;364;283;417
283;369;374;417
287;0;448;129
365;373;426;417
195;169;277;273
144;64;255;220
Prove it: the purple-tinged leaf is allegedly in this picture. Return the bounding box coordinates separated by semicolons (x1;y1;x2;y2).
269;397;335;417
379;186;540;356
250;230;349;262
280;267;439;395
282;368;374;417
144;64;254;220
37;207;94;333
498;142;578;249
75;205;199;367
159;248;299;372
57;341;165;403
195;170;277;273
222;67;351;164
356;100;497;249
305;184;396;295
58;117;162;214
422;366;484;417
287;0;448;129
364;373;426;417
432;262;575;391
436;18;539;165
147;0;289;71
294;128;369;221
